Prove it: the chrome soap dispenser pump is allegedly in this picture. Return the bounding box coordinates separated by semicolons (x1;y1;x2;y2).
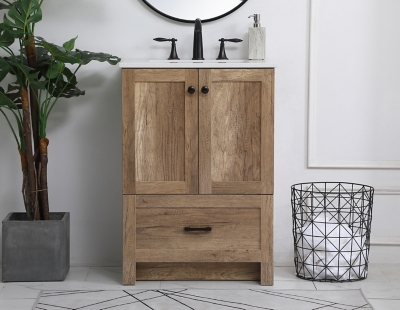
248;14;266;60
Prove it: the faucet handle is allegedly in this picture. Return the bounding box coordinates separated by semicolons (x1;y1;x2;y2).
154;37;174;42
153;38;180;60
216;38;243;60
222;38;243;43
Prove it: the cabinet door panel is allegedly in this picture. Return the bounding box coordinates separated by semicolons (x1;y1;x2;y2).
199;69;274;194
122;69;198;194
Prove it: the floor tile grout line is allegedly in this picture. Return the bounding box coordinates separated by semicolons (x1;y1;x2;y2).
32;290;42;310
368;298;400;301
375;265;392;283
83;266;91;282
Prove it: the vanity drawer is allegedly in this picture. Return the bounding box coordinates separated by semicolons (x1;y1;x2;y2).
135;195;262;253
136;206;261;251
123;195;273;283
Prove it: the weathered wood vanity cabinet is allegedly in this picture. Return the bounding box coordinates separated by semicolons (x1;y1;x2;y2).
122;65;274;285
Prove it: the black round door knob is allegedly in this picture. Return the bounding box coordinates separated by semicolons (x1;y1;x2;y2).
201;86;209;94
188;86;196;94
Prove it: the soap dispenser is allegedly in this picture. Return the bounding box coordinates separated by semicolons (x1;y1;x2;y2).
248;14;265;60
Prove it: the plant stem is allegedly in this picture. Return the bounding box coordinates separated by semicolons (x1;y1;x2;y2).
25;35;40;160
21;86;39;220
39;137;49;220
18;148;31;216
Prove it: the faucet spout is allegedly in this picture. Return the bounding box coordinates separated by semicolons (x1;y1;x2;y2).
192;18;204;60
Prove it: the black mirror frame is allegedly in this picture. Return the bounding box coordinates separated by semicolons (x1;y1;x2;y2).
141;0;248;23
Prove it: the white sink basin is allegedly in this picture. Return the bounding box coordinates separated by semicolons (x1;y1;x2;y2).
149;60;251;63
119;59;274;68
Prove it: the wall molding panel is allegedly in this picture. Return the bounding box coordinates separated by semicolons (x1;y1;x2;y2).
307;0;400;169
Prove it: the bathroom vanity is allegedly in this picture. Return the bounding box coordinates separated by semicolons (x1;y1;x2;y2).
121;61;274;285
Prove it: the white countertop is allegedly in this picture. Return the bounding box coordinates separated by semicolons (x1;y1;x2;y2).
119;59;275;68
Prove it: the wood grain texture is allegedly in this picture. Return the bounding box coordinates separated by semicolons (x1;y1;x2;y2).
185;69;199;193
123;195;136;285
136;249;261;263
261;262;274;286
134;80;185;182
261;195;273;285
133;69;187;82
135;195;261;208
136;263;260;281
261;69;274;194
122;69;136;194
199;69;212;194
211;69;266;82
123;69;198;195
199;69;273;195
211;182;261;195
211;81;261;182
135;181;186;194
136;207;261;250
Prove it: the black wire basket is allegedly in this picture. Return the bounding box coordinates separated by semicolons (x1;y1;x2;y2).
291;182;374;282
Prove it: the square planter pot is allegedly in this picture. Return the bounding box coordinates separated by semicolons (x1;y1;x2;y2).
2;212;70;282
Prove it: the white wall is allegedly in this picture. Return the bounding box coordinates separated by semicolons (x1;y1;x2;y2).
0;0;399;267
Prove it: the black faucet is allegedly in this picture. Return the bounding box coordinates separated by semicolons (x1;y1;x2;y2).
192;18;204;60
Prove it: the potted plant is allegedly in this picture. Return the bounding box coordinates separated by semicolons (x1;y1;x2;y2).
0;0;120;281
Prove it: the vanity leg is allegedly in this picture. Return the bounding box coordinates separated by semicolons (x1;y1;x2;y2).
123;195;136;285
261;262;273;286
261;196;273;285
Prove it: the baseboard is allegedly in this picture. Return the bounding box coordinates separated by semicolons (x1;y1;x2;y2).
69;262;122;267
370;237;400;246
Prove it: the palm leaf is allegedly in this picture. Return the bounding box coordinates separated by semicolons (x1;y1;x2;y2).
0;56;10;81
0;23;15;47
77;49;120;65
35;36;81;64
0;1;16;10
3;0;42;38
8;59;46;89
0;87;18;109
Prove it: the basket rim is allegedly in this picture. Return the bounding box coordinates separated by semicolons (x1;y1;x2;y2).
291;182;374;194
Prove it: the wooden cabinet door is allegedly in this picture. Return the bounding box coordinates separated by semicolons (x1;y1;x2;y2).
199;69;274;194
122;69;198;194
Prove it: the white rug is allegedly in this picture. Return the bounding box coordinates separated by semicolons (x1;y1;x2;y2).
34;289;373;310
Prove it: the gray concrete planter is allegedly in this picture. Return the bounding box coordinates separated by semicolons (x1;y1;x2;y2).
2;212;70;282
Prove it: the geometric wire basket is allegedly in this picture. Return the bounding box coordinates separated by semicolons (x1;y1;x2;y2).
291;182;374;282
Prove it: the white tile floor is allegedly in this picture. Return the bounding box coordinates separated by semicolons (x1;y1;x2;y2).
0;264;399;310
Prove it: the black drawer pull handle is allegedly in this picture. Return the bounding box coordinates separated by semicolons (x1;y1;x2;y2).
184;226;212;232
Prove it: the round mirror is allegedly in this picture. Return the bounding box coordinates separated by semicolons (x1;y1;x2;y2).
141;0;248;23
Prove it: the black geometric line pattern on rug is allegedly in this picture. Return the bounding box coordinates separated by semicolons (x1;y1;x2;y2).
123;290;155;310
35;289;372;310
37;290;140;310
159;289;273;310
37;289;187;310
156;289;195;310
40;290;106;297
38;289;272;310
37;289;207;310
251;290;370;310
